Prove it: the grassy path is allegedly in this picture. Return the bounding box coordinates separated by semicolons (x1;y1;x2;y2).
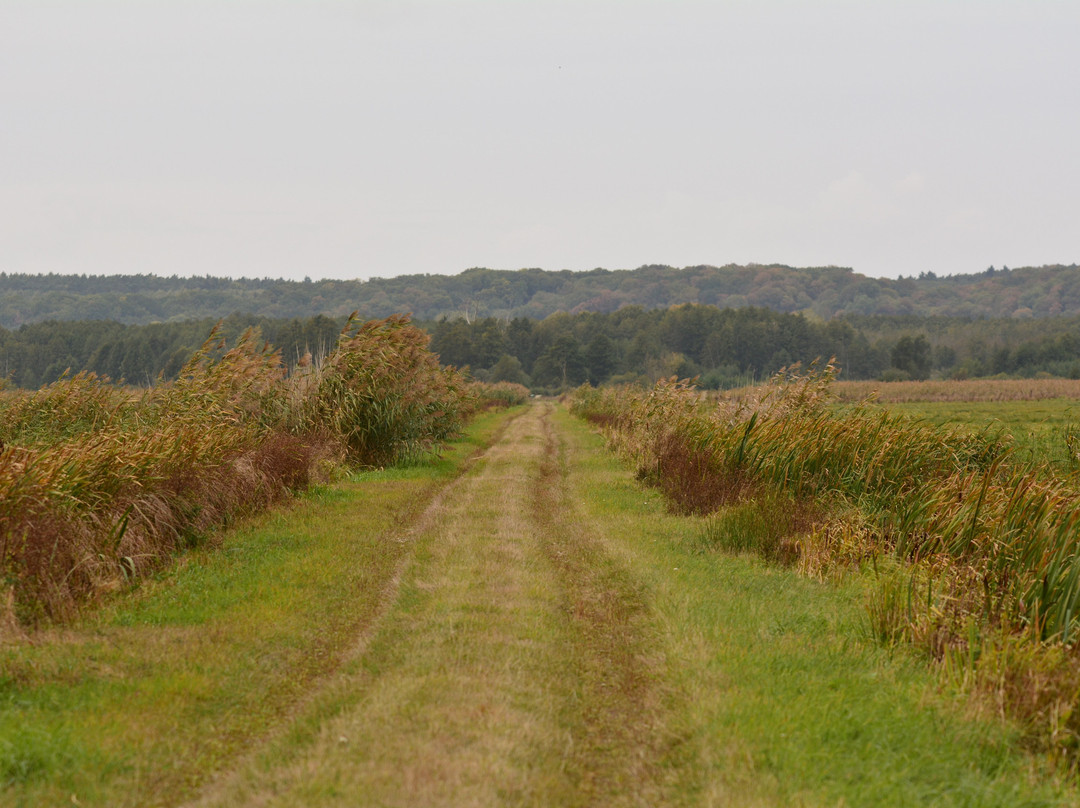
3;402;1077;805
191;400;672;806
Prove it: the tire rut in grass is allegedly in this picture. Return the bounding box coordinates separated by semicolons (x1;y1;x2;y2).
533;402;675;806
185;409;528;808
191;404;571;806
190;402;674;806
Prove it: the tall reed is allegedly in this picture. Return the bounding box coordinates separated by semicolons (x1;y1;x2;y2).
470;381;531;409
571;367;1080;751
0;315;468;627
301;314;469;466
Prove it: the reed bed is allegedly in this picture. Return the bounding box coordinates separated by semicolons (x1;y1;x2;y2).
469;381;531;409
0;315;472;628
570;367;1080;754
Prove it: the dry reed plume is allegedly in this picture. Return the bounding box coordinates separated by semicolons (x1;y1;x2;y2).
0;315;476;628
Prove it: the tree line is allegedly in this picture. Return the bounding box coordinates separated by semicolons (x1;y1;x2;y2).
5;305;1080;391
429;306;1080;389
0;314;342;390
4;262;1080;329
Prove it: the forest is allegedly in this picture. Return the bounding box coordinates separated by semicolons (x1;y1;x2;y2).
3;262;1080;328
0;315;343;390
5;304;1080;391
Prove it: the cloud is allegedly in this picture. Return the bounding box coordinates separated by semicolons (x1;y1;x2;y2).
895;172;927;193
817;170;892;223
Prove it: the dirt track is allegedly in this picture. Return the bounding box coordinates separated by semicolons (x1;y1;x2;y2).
190;401;673;807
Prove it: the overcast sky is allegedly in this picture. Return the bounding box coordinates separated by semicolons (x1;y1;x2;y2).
1;1;1077;282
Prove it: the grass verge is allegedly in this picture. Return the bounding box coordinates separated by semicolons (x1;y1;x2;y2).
555;406;1078;806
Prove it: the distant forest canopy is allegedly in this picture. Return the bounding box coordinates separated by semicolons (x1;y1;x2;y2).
2;262;1080;328
5;306;1080;391
0;315;343;390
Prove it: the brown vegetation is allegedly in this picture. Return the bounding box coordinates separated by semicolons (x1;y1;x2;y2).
0;315;490;629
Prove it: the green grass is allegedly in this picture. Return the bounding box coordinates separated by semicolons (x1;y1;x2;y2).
192;402;584;806
555;406;1075;806
0;407;514;807
872;398;1080;470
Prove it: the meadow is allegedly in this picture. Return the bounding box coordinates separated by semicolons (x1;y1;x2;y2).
827;378;1080;471
831;377;1080;404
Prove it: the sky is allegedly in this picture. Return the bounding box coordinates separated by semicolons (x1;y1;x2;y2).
1;1;1077;282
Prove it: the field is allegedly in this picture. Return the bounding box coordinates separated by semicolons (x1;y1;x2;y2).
5;372;1080;804
832;378;1080;470
831;377;1080;404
